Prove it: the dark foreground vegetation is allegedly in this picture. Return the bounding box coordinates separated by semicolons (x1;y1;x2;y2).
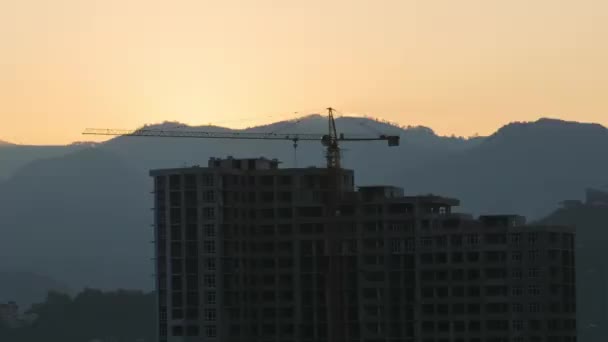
0;289;155;342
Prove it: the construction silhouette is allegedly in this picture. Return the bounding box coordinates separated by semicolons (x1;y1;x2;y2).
84;107;400;342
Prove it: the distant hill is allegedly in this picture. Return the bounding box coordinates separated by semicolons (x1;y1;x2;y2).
0;148;152;290
0;144;88;181
395;118;608;217
0;271;70;311
0;139;13;146
1;115;607;292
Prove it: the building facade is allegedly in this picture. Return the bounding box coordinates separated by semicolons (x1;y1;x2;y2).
151;157;576;342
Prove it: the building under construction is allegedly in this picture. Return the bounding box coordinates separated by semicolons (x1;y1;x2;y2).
151;156;576;342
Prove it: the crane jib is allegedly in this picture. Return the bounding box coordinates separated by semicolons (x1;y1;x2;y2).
83;129;399;146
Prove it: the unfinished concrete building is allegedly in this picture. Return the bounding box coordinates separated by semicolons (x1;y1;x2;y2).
151;157;576;342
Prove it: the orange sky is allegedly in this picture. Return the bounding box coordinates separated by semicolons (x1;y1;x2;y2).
1;0;607;145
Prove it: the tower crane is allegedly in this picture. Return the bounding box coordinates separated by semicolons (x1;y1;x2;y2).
83;107;400;342
83;107;399;168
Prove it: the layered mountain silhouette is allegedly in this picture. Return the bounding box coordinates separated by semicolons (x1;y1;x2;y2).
0;143;89;181
1;115;607;295
398;118;608;217
0;148;151;292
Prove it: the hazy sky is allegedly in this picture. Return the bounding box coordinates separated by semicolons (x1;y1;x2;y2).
1;0;607;145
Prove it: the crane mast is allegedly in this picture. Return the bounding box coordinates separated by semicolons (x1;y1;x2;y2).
324;107;341;169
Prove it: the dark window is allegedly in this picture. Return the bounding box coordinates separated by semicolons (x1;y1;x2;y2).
435;253;448;263
485;268;506;279
186;308;199;320
422;287;434;298
171;259;183;274
529;320;542;330
278;207;292;218
186;274;197;288
467;269;480;280
467;286;480;297
171;276;182;289
452;269;464;281
187;292;199;305
452;303;465;314
436;287;449;297
450;235;463;246
451;252;464;263
201;190;214;203
172;325;183;336
468;320;481;331
279;175;292;186
454;321;465;332
420;253;433;264
486;303;508;313
261;176;274;186
186;224;197;240
171;242;183;257
279;191;292;202
185;191;197;207
261;192;274;202
485;285;507;296
421;270;434;281
297;207;323;217
278;224;292;234
170;192;182;206
466;252;479;262
485;233;507;244
260;208;274;219
169;175;181;190
186;241;197;257
528;232;538;245
435;236;448;247
486;320;509;331
170;208;181;224
202;174;214;186
172;292;183;307
485;251;506;262
171;226;182;241
467;304;480;314
452;286;465;297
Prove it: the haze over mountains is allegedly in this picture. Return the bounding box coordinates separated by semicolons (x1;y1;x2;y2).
1;115;608;296
0;144;89;181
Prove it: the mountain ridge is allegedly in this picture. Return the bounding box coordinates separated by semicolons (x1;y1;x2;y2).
2;115;608;294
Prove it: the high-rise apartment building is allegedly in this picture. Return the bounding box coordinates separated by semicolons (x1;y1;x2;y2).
151;157;576;342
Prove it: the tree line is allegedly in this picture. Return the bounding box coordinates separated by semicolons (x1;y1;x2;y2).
0;289;155;342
